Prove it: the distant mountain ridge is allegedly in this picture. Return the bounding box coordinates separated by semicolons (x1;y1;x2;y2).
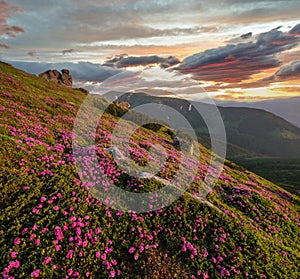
117;92;300;158
215;97;300;128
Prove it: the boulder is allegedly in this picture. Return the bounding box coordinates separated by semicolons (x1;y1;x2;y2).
39;69;72;87
60;70;72;87
106;146;125;160
113;101;130;111
61;69;70;75
39;69;60;81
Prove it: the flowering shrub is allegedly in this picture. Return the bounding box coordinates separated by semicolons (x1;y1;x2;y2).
0;62;299;278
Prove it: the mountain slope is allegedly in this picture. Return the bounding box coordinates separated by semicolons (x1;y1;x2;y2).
118;93;300;158
218;106;300;158
0;62;299;278
216;97;300;128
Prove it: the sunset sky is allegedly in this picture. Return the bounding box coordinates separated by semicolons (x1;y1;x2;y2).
1;0;300;101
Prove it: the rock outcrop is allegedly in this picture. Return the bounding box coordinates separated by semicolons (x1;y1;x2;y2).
39;69;72;87
113;101;131;111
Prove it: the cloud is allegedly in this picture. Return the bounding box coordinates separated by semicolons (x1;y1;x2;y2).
78;67;204;97
213;93;273;102
0;42;10;48
54;24;217;46
271;26;282;31
27;50;36;57
266;60;300;82
103;54;180;68
2;0;300;69
232;59;300;88
62;49;76;55
5;60;123;82
0;1;24;37
177;24;300;83
289;23;300;35
0;0;218;56
278;49;300;64
240;32;252;39
201;58;300;92
1;0;210;50
206;1;300;25
3;0;299;62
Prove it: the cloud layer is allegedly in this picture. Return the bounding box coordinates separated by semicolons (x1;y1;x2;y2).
177;24;300;83
3;0;300;59
103;54;180;68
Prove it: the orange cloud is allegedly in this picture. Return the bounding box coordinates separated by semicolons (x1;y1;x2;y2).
177;24;300;83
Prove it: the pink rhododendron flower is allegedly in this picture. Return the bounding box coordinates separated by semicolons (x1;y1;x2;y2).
109;270;116;277
30;269;40;278
43;256;51;264
54;226;64;241
10;251;18;259
128;247;135;253
13;238;20;245
54;244;61;251
66;249;74;259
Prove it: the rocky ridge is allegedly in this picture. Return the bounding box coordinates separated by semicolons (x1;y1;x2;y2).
39;69;72;87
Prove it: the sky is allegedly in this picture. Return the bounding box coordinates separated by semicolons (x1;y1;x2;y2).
0;0;300;101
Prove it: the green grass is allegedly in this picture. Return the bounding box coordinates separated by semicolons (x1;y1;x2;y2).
232;157;300;193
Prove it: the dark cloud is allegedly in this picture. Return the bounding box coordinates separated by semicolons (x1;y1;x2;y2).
5;60;122;82
201;59;300;92
266;60;300;82
289;23;300;35
240;32;252;39
0;1;24;37
103;54;180;68
271;26;282;31
27;50;36;57
62;49;76;55
177;24;300;83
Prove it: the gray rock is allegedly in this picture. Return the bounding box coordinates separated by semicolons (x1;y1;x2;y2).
138;172;154;179
39;69;72;87
107;146;125;160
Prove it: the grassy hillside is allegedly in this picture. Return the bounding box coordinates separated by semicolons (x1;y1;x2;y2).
232;157;300;193
0;62;299;278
